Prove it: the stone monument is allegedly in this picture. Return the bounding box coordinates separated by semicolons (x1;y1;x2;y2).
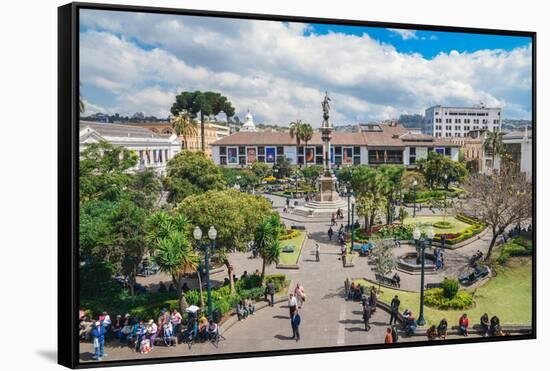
294;92;347;217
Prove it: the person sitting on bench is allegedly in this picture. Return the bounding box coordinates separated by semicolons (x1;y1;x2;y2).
480;313;490;337
489;315;501;336
236;301;248;320
427;325;438;340
207;320;219;341
458;313;469;336
437;318;448;339
392;272;401;287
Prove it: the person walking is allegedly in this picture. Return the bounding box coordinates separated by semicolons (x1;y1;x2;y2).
341;246;347;268
294;283;305;309
288;293;298;317
91;321;106;361
315;243;321;262
362;305;372;331
389;295;400;325
328;227;334;241
266;280;276;307
291;310;301;341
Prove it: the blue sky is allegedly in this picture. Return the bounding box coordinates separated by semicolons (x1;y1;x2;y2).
79;10;533;124
307;24;532;59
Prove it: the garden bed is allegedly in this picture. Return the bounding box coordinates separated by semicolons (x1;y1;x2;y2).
277;230;307;267
353;260;532;325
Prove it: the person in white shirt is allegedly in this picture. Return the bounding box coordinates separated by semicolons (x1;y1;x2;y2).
288;293;298;317
146;319;158;349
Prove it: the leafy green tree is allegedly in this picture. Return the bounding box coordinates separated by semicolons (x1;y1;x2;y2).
302;165;323;186
163;151;226;204
250;161;271;179
176;190;273;292
171;91;234;151
416;152;466;190
147;211;199;311
356;193;387;234
221;168;259;192
254;214;282;282
171;110;197;150
79;141;138;203
272;155;292;179
378;165;405;224
154;230;198;313
102;200;148;296
129;168;161;210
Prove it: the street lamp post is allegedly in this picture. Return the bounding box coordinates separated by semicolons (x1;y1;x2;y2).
350;203;355;254
193;225;218;319
412;180;418;218
413;226;435;327
346;184;351;231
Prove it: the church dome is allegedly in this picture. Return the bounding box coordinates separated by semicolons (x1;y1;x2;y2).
242;110;257;132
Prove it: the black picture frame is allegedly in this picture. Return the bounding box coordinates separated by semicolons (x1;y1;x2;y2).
58;2;537;368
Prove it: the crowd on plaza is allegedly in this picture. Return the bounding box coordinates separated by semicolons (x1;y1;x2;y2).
80;307;221;361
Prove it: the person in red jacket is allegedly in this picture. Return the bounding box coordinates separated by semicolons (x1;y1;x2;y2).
458;313;469;336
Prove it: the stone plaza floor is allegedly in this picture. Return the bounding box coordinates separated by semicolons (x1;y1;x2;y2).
80;194;488;362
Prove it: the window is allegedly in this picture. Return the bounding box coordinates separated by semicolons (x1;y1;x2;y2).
445;147;451;156
386;150;403;164
455;118;461;123
446;125;452;130
409;147;416;164
368;150;385;164
455;125;460;131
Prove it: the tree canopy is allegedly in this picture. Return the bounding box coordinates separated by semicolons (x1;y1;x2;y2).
163;150;227;204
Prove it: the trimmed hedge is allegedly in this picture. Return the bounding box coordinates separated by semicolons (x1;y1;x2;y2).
497;237;533;264
432;215;486;245
424;288;473;310
433;221;452;229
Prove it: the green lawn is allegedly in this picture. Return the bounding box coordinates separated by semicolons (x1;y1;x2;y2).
278;231;306;265
354;259;532;326
403;215;471;234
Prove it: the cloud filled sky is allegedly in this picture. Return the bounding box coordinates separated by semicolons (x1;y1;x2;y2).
79;9;533;126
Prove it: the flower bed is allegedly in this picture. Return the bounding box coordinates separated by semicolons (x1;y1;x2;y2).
279;229;301;240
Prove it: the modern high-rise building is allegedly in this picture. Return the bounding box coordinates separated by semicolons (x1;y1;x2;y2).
425;104;501;138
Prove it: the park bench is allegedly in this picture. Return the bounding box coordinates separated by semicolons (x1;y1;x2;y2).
458;266;491;286
375;273;399;287
282;245;295;253
290;225;306;231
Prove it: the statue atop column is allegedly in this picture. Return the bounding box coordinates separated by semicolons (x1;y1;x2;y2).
321;91;331;128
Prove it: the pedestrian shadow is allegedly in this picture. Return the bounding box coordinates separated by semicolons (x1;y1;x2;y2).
370;321;389;326
339;319;363;325
273;315;289;320
346;327;368;332
274;334;295;341
79;352;97;362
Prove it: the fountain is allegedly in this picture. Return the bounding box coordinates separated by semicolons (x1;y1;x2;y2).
397;250;438;274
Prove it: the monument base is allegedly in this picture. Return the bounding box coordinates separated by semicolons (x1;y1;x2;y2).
293;175;347;218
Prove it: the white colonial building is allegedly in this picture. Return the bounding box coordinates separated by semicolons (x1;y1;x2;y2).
79;121;182;174
486;129;532;180
425;104;501;138
211;123;459;168
241;110;257;132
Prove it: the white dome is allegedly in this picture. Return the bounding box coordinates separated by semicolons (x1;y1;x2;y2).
242;110;256;132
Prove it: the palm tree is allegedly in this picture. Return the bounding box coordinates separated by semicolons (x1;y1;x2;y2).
154;230;199;313
483;131;506;174
254;215;281;283
299;123;314;169
289;120;305;166
171;111;198;150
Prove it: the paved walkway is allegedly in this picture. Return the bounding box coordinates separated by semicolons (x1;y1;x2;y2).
81;193;488;362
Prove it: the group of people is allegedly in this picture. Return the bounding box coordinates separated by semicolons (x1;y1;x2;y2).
236;298;257;320
330;208;345;226
469;250;484;267
288;283;306;341
81;307;221;361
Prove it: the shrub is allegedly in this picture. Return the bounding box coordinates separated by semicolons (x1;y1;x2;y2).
433;221;452;229
265;274;286;292
497;238;533;264
442;278;460;299
424;288;473;310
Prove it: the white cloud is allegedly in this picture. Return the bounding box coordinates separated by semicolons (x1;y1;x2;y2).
388;28;418;40
79;10;532;124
